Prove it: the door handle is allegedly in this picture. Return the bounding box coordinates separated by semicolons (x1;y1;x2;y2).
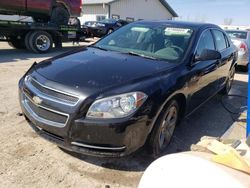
201;64;218;75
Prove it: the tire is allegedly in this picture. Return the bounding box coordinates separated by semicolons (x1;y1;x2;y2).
50;6;70;25
29;31;53;53
8;37;26;49
148;100;179;158
24;31;34;51
220;66;235;95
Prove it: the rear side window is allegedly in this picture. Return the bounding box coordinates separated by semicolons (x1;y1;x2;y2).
196;30;215;57
212;30;227;51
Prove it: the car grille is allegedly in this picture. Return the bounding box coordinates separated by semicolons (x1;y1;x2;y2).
29;77;79;105
21;75;78;127
22;94;69;127
26;97;68;124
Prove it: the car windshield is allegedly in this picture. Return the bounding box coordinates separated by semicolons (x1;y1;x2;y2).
226;31;247;39
94;23;193;62
100;19;117;24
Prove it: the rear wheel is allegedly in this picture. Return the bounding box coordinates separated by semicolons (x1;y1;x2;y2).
24;31;34;51
220;66;235;95
50;6;70;25
28;31;53;53
148;100;179;158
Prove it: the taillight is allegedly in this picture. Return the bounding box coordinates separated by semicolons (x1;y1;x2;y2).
240;42;248;53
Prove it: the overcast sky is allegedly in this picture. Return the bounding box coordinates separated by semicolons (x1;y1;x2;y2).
167;0;250;26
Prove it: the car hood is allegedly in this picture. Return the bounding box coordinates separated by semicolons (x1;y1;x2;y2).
34;47;174;93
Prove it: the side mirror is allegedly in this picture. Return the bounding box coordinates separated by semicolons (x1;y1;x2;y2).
194;49;221;62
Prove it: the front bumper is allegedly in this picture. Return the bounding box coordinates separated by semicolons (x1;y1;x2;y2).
18;75;151;157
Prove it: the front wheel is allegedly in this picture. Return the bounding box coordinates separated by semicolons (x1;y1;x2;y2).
148;100;179;158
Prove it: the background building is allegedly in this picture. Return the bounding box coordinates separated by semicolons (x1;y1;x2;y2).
220;25;250;31
80;0;178;24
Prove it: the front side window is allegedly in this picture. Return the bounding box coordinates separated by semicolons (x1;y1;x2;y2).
94;23;194;62
212;30;227;51
196;30;215;57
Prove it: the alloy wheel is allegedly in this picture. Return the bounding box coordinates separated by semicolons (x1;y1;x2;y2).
226;67;235;94
158;105;178;149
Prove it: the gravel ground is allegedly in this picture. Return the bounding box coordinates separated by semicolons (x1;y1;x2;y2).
0;41;248;188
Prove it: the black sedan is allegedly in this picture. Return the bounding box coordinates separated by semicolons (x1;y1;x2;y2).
86;19;128;37
19;21;237;157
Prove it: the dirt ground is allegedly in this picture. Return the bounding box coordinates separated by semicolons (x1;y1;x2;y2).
0;41;248;188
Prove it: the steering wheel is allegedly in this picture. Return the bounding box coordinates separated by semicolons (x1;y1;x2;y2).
171;45;184;55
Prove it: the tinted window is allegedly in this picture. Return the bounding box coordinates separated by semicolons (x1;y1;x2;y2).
196;30;215;57
95;24;193;63
213;30;227;51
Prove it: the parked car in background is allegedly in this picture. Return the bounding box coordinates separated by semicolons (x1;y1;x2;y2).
86;19;128;37
19;21;237;157
225;30;250;70
0;0;82;25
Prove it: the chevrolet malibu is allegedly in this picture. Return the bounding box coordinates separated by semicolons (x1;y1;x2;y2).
19;21;237;157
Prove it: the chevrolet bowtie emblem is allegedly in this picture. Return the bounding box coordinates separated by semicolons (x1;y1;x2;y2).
33;96;43;105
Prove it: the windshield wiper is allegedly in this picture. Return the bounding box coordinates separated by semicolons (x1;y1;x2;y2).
90;45;108;51
126;51;159;60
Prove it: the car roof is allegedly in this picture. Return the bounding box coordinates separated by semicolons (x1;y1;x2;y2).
134;20;221;31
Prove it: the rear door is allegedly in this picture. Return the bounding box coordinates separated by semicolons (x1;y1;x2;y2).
0;0;26;12
26;0;53;15
212;29;234;89
187;29;219;112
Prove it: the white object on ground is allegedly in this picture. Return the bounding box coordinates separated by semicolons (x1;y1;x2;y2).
138;152;250;188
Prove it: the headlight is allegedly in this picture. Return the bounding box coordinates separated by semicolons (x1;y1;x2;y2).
86;92;147;119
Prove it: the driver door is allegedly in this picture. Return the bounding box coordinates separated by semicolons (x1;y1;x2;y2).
187;29;220;112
